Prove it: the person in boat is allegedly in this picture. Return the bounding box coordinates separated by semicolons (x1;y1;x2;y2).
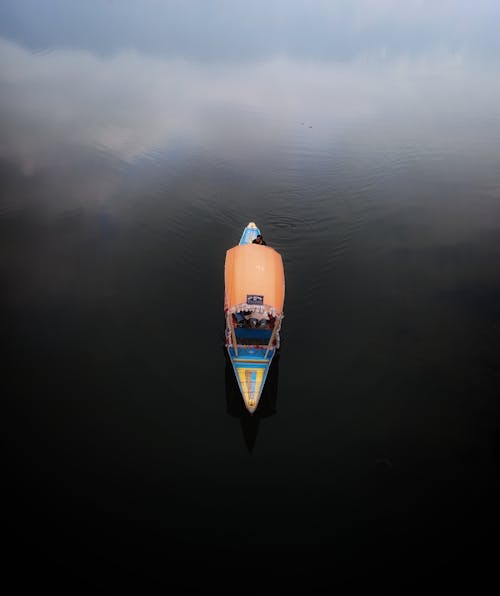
246;310;270;328
252;234;267;246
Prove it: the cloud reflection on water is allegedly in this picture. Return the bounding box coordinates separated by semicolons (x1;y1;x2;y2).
1;36;500;179
1;0;500;63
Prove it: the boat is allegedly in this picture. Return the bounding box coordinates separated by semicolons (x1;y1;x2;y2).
224;222;285;414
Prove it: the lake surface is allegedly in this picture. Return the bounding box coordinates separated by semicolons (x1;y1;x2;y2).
3;1;500;590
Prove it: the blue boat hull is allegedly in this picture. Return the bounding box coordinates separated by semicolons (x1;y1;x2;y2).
227;345;275;414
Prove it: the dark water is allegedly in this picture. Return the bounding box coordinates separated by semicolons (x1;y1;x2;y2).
3;1;500;590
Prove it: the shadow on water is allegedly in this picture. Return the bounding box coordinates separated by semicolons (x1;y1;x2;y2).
224;349;280;453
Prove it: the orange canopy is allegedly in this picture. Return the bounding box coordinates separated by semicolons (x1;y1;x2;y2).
225;244;285;315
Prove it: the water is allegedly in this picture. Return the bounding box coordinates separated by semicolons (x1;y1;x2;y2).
2;1;500;590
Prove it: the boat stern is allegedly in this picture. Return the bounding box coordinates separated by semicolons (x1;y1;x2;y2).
239;222;261;245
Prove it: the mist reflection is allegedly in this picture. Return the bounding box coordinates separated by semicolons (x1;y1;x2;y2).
224;350;280;453
3;34;500;183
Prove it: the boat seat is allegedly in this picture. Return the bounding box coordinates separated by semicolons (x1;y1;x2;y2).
235;327;272;341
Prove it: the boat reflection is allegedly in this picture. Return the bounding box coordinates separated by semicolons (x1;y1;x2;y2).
224;349;280;453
